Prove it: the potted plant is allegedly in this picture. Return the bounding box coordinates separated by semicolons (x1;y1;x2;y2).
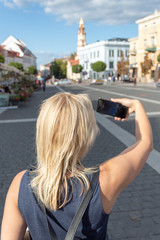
10;94;21;106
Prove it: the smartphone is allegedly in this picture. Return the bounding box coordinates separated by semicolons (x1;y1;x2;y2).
96;98;128;118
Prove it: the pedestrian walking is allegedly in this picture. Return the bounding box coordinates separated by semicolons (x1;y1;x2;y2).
1;92;153;240
42;79;46;92
133;75;137;86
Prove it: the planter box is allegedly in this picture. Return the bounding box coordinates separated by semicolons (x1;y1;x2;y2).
0;94;10;107
11;100;19;106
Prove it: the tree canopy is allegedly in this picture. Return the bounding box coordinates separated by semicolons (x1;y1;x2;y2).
91;61;106;72
0;54;5;63
25;66;37;75
50;59;67;78
72;64;83;73
8;62;24;71
157;54;160;64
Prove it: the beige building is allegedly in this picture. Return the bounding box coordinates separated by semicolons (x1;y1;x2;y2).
129;10;160;82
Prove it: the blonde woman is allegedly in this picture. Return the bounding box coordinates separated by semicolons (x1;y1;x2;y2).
1;92;153;240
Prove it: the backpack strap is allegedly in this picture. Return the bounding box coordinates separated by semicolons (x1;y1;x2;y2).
29;170;99;240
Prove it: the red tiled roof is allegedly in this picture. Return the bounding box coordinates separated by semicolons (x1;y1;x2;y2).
68;59;79;66
8;50;20;58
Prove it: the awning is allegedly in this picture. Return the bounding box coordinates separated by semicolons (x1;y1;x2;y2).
0;63;24;75
145;47;157;52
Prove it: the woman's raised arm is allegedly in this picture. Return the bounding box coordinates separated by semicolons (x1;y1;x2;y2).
99;99;153;214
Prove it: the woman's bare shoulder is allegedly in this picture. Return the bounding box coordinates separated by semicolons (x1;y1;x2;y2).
8;170;27;203
12;170;27;186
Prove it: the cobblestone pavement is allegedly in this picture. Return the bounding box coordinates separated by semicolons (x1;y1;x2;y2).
0;85;160;239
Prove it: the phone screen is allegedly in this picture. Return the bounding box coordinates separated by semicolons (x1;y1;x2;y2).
96;99;128;118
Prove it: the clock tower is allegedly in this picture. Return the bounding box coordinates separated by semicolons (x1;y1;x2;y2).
77;17;86;55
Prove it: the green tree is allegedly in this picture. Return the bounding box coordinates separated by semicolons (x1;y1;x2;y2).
91;61;106;73
91;61;106;79
72;64;83;74
51;61;61;78
9;62;24;71
58;59;67;78
25;66;37;75
157;54;160;64
0;54;5;63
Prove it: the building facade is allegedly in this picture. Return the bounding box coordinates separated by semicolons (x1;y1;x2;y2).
67;58;80;81
79;38;129;80
129;10;160;82
0;35;37;70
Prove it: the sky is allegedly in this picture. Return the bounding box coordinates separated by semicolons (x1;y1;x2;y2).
0;0;160;69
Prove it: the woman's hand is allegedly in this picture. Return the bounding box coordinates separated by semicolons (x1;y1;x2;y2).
111;98;138;121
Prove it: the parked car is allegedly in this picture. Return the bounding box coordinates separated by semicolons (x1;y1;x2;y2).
90;79;104;85
122;76;133;83
154;80;160;88
57;79;72;85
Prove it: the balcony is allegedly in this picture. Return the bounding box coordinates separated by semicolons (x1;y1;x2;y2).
145;46;157;52
130;63;138;68
129;49;137;56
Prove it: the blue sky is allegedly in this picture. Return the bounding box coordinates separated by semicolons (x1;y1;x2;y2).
0;0;159;69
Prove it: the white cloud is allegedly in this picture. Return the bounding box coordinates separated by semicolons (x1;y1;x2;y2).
1;0;160;25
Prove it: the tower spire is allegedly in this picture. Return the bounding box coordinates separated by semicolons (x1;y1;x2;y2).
77;17;86;54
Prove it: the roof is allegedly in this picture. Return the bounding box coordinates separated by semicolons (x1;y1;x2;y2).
68;59;79;66
108;38;128;42
0;35;36;59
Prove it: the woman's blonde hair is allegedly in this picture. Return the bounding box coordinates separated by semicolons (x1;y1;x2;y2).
31;92;99;211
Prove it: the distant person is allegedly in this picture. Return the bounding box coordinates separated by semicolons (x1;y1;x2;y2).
4;86;11;94
42;79;46;92
0;87;4;93
133;76;137;86
1;92;153;240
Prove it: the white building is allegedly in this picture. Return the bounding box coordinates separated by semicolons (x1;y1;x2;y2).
0;35;36;70
79;38;129;80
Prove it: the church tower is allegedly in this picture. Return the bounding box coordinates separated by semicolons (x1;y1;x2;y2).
77;17;86;54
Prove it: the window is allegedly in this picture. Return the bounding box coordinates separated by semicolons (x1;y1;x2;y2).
90;52;92;58
117;50;121;57
151;36;155;46
133;56;136;64
133;43;136;50
144;25;147;33
151;53;155;64
153;22;156;31
109;50;114;57
144;39;147;47
94;52;96;58
125;50;129;57
97;51;99;58
109;61;114;69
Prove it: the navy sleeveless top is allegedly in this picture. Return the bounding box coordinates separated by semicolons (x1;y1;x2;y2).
18;171;110;240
